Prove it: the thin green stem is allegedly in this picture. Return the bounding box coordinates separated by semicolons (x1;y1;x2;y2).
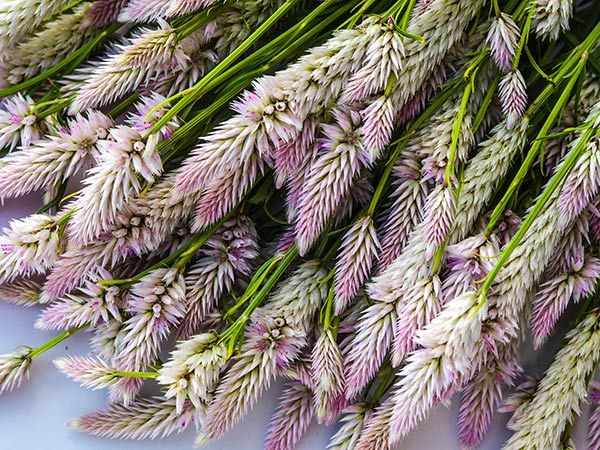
322;283;335;330
147;0;302;135
445;77;473;185
0;22;120;98
223;254;283;318
481;124;597;296
220;246;299;355
485;55;587;233
112;370;159;379
29;326;84;359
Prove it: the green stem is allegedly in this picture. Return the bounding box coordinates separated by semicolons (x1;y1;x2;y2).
112;370;159;379
221;246;299;355
445;77;473;185
0;22;120;98
485;54;587;233
223;254;283;318
480;124;597;296
147;0;302;135
512;5;534;69
29;326;84;359
322;283;335;331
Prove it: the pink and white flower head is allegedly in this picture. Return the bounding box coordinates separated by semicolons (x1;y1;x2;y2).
499;69;528;129
36;268;126;330
0;348;32;394
265;381;314;450
157;332;227;413
0;94;41;151
0;213;61;284
119;0;217;22
196;312;307;445
126;92;179;141
487;13;520;71
0;110;115;200
115;267;186;369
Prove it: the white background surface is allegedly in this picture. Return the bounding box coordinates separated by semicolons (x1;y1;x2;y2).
0;196;591;450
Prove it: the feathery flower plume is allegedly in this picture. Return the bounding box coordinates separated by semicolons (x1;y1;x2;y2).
0;0;73;52
197;261;328;444
487;13;520;71
36;269;125;330
294;107;368;254
157;332;227;414
191;153;267;231
458;342;520;449
70;22;188;111
381;291;487;444
533;0;573;41
391;273;442;363
342;293;397;397
43;206;159;299
327;403;372;450
531;256;600;349
67;127;163;244
0;279;41;307
68;95;177;245
0;3;96;85
179;215;259;338
558;136;600;223
84;0;128;28
362;0;485;149
264;381;314;450
176;76;299;196
503;310;600;449
115;268;186;370
342;17;405;102
54;355;121;390
334;215;380;314
588;381;600;450
542;213;587;279
0;213;63;284
450;118;529;242
498;376;537;431
196;314;308;445
108;267;186;404
377;140;427;270
0;94;42;151
422;183;456;257
499;70;528;129
70;396;196;439
0;111;113;200
312;328;344;423
273;116;319;190
120;0;217;22
0;348;31;394
355;396;396;450
442;234;501;303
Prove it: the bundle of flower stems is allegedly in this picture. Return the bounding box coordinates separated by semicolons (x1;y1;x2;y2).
1;0;600;448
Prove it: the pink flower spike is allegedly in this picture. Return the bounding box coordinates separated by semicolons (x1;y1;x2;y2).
499;69;528;130
334;215;380;315
531;256;600;349
487;13;520;71
264;382;314;450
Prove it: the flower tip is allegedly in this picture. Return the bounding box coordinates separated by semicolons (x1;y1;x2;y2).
66;418;83;430
194;431;214;447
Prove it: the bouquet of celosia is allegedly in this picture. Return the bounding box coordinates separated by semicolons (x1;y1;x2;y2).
0;0;600;448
